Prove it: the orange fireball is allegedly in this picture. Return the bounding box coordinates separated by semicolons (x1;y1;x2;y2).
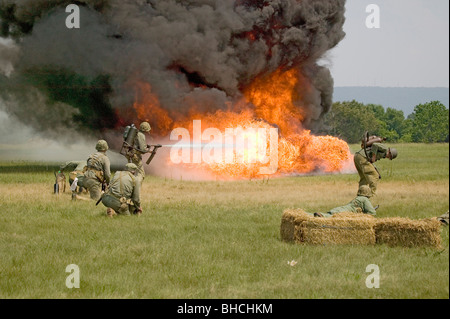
130;68;352;179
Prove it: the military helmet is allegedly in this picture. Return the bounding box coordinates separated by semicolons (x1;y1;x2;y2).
95;140;109;152
140;122;151;132
389;148;398;160
357;185;372;198
125;163;138;172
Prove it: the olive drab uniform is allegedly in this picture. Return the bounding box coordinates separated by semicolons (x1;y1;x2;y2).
101;170;141;216
322;195;377;217
60;161;87;183
353;143;389;197
83;152;111;201
309;185;376;218
130;124;152;184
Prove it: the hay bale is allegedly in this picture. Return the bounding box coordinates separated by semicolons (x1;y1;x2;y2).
375;217;442;248
280;209;312;242
297;215;377;245
331;212;376;219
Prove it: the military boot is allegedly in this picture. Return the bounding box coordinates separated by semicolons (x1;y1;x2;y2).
106;208;117;218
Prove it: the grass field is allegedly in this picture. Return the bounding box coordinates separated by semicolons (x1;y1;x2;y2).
0;143;448;299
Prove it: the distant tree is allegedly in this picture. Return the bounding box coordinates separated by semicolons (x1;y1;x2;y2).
383;108;407;142
367;104;385;119
324;100;380;143
326;100;449;143
366;104;390;138
399;118;413;143
410;101;449;143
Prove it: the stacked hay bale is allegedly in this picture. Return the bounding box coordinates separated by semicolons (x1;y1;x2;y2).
280;210;443;248
374;217;442;248
280;209;311;242
297;212;377;246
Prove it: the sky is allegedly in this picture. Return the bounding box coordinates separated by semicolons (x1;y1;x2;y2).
326;0;449;88
1;0;448;87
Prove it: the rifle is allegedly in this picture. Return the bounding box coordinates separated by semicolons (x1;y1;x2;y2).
95;183;109;206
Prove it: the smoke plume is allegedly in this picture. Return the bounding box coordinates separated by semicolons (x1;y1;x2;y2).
0;0;345;142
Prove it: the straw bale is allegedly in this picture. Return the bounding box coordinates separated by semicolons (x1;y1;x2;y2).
297;216;377;245
374;217;442;248
331;212;376;219
280;209;312;242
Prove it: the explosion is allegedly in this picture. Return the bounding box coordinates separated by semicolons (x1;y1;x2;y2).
0;0;350;179
132;67;352;179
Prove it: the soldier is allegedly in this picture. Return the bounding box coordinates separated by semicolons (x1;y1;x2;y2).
313;185;377;218
437;211;449;226
130;121;152;184
101;163;142;217
59;160;87;195
354;142;398;197
82;140;111;201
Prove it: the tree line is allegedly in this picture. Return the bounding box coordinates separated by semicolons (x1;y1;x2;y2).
322;100;449;144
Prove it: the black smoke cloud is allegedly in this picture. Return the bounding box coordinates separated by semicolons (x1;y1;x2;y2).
0;0;346;140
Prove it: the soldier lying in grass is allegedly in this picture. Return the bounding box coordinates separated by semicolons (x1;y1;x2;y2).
311;185;377;218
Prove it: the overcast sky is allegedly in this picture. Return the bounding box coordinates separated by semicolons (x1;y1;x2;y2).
327;0;449;87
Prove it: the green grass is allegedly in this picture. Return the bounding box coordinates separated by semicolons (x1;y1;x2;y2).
0;143;448;298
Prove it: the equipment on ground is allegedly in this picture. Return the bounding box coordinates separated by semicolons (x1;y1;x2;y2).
54;171;66;194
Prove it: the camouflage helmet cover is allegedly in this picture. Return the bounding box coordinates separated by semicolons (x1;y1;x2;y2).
389;148;398;160
95;139;109;151
125;163;138;172
357;185;372;198
140;122;151;132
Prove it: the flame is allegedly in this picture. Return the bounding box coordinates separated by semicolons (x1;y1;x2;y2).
277;132;352;174
132;82;173;136
244;68;305;136
130;68;352;179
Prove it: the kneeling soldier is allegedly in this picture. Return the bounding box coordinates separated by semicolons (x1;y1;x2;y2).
102;163;142;217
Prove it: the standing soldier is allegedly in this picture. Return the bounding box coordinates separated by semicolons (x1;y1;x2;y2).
82;140;111;201
354;136;398;197
101;163;142;217
130;121;152;184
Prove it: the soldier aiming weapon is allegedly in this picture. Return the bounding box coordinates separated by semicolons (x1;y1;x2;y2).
119;123;163;165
